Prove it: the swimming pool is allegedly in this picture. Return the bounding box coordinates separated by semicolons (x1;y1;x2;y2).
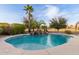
5;34;71;50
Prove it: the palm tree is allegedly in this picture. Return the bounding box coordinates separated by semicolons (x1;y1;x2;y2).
24;5;33;33
50;17;67;31
24;17;29;29
31;20;37;32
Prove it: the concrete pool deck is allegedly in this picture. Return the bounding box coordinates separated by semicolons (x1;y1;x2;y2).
0;34;79;55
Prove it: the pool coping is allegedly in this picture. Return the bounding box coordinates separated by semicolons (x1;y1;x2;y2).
0;33;79;55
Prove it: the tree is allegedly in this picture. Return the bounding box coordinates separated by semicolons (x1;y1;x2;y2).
24;5;33;33
24;17;29;28
30;20;38;32
50;17;67;31
37;20;46;29
11;23;25;34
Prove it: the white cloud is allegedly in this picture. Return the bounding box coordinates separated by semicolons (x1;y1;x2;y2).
44;5;60;19
1;5;79;26
36;5;60;26
66;13;79;25
40;5;79;26
59;10;79;25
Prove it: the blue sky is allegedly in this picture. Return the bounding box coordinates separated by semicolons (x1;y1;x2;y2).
0;4;79;26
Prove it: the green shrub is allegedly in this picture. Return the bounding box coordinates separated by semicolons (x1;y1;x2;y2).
0;23;25;35
11;23;25;35
0;23;10;35
64;30;73;34
0;28;4;34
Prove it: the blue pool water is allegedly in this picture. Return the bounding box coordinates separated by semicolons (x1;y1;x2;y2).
5;34;70;50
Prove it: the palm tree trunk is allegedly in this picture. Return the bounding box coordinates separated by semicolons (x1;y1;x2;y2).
33;28;34;32
28;11;31;33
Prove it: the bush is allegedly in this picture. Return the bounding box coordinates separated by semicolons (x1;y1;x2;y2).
0;28;4;34
0;23;26;35
0;23;10;35
64;30;73;34
11;23;25;35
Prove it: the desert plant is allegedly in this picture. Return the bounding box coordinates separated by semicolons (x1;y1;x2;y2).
50;17;67;31
24;5;33;33
64;30;73;34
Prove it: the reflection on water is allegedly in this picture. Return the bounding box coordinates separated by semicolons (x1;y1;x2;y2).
5;34;70;50
47;35;52;47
